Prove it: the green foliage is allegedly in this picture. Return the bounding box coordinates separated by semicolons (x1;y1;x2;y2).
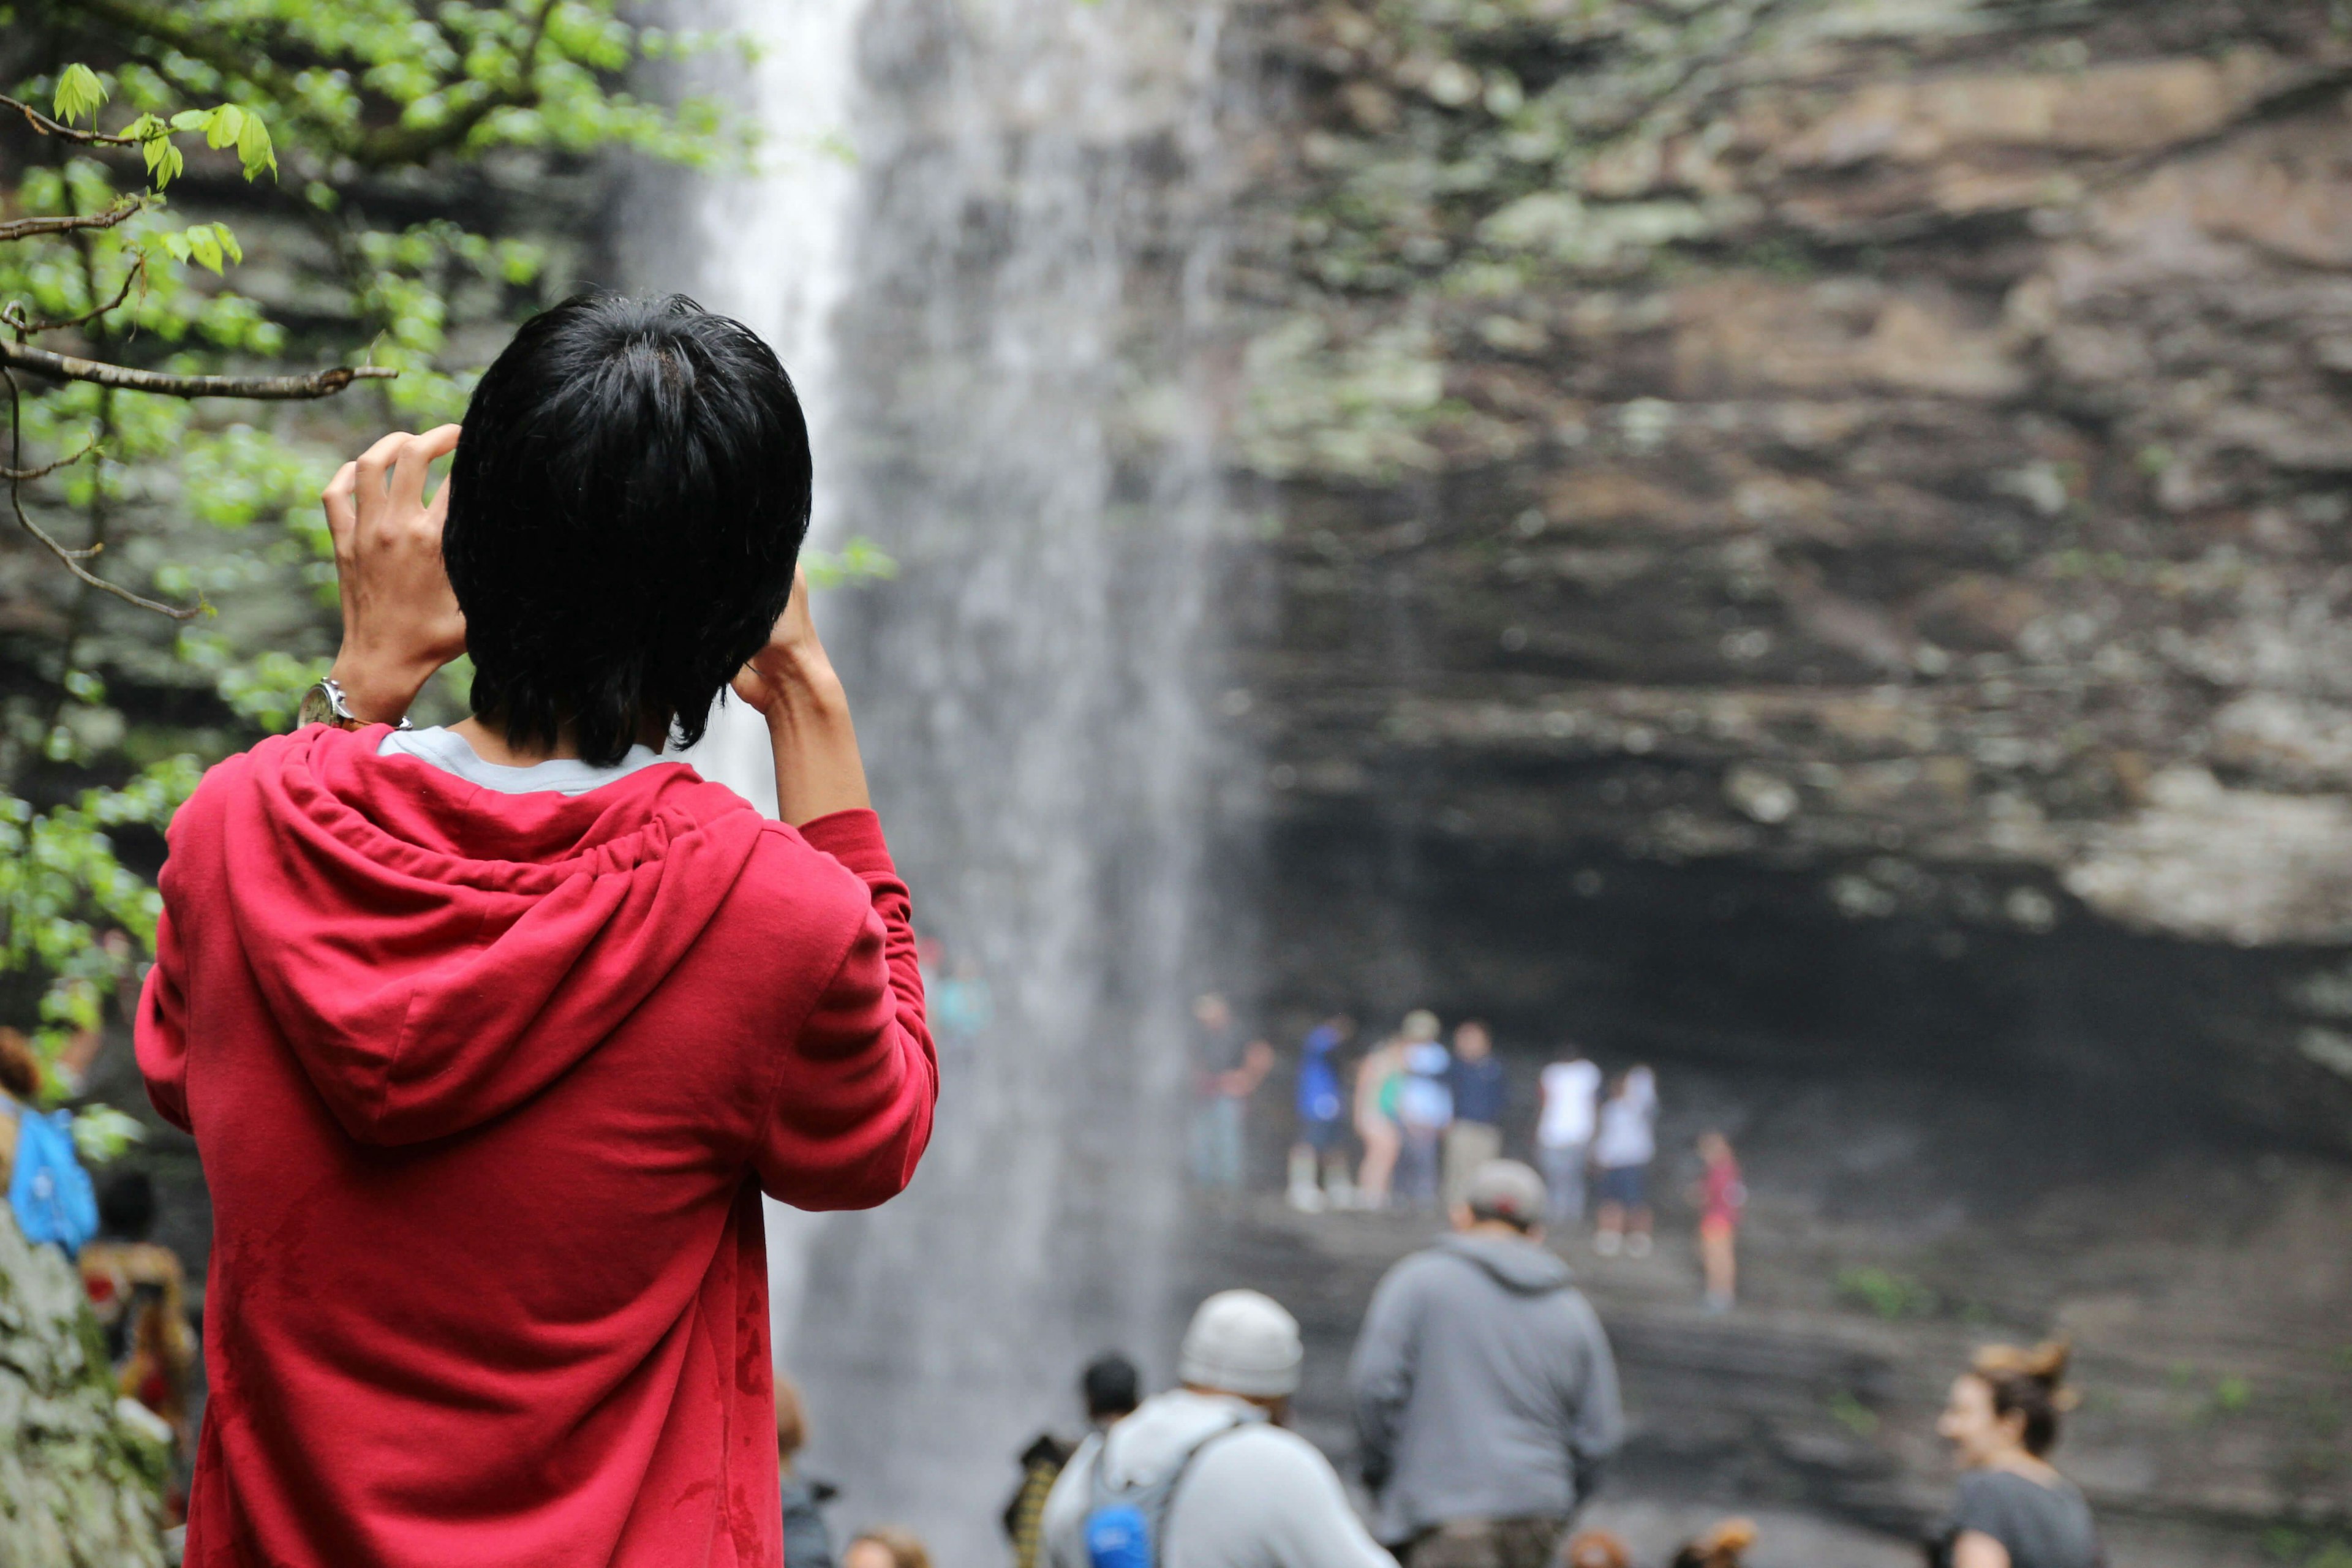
804;537;900;590
1825;1390;1879;1438
1833;1264;1939;1321
2264;1526;2352;1568
0;4;764;1148
53;63;108;125
0;760;200;1088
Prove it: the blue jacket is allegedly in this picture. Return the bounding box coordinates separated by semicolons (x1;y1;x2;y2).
1297;1025;1344;1124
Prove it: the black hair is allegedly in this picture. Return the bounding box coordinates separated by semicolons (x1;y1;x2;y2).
1081;1352;1141;1420
444;293;812;766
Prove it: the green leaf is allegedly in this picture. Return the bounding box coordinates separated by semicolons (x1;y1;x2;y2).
186;225;225;274
209;105;246;150
170;109;209;132
215;222;243;265
160;230;192;263
236;111;277;181
53;64;107;126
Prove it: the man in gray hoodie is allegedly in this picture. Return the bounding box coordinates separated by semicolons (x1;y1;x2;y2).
1348;1161;1624;1568
1042;1290;1394;1568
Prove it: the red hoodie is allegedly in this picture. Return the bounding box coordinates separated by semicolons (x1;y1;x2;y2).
135;724;936;1567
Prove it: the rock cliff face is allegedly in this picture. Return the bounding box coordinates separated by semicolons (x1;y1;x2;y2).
1205;6;2352;1559
0;1215;167;1567
1218;0;2352;1147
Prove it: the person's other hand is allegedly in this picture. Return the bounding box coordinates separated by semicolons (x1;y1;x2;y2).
322;426;466;722
733;565;872;824
730;566;841;718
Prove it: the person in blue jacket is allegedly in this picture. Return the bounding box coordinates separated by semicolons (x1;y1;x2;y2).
1287;1016;1356;1212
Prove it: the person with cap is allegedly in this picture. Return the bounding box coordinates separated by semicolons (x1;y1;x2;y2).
1041;1290;1395;1568
1349;1160;1624;1568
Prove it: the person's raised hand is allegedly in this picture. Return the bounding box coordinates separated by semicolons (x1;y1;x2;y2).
730;565;838;718
731;565;872;824
322;426;466;723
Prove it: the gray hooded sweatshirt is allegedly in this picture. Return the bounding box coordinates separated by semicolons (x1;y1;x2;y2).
1348;1233;1623;1545
1040;1389;1394;1568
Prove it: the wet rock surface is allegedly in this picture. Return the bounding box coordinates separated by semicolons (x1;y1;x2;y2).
1213;0;2352;1145
0;1214;168;1567
1199;2;2352;1557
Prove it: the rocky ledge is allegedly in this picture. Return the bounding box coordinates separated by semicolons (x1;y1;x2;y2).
1216;0;2352;1147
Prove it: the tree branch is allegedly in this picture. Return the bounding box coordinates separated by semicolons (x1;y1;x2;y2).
4;368;199;619
0;197;147;245
1;439;100;481
0;339;396;399
4;260;144;339
0;91;141;148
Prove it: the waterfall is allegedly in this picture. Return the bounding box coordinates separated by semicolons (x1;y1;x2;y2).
639;0;1240;1548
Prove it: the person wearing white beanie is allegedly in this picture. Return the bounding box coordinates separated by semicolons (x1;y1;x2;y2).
1041;1291;1395;1568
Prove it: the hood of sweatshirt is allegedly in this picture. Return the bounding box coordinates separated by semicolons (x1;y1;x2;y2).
1096;1389;1268;1492
206;724;771;1147
1434;1232;1575;1294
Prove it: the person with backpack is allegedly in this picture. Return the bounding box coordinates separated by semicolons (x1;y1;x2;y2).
1041;1289;1394;1568
1349;1161;1624;1568
1006;1354;1146;1568
1;1027;99;1257
1392;1013;1453;1212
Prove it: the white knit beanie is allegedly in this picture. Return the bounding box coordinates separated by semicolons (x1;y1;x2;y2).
1178;1289;1303;1398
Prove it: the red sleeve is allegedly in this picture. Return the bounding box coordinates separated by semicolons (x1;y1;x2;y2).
751;809;937;1210
136;903;194;1134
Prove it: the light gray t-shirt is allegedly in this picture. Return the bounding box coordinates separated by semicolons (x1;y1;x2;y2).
377;726;666;796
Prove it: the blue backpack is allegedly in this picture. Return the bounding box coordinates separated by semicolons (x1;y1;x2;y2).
1084;1415;1251;1568
9;1103;99;1256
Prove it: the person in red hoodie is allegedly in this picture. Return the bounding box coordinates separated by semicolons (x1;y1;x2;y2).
135;294;938;1568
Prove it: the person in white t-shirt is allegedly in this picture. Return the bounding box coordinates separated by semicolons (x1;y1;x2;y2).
1589;1066;1657;1257
1535;1051;1602;1226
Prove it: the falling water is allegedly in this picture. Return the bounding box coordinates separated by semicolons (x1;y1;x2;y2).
639;0;1240;1549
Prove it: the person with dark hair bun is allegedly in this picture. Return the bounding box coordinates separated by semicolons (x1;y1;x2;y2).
1929;1342;2104;1568
135;293;938;1568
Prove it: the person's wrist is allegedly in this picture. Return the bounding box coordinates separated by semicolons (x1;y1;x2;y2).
758;660;851;729
326;649;442;725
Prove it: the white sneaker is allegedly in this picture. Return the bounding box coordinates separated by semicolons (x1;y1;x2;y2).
1594;1231;1621;1256
1286;1185;1327;1213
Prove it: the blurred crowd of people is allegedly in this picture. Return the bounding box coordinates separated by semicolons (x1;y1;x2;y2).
1191;998;1748;1313
768;1149;2100;1568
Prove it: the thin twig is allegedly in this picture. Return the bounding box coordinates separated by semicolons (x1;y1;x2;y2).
1;439;100;481
4;260;144;340
0;197;148;245
0;91;141;148
4;366;198;619
0;339;397;399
